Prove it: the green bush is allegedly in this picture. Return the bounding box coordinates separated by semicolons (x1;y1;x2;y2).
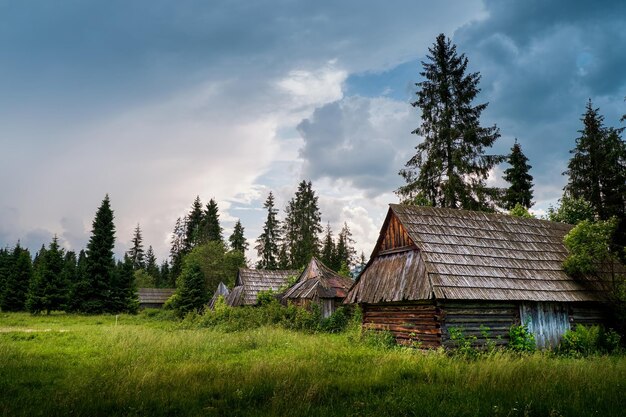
360;326;397;349
508;323;536;353
448;326;478;357
557;325;621;357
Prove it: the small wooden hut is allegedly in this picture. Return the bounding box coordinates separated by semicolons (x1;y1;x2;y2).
226;268;299;307
282;257;353;318
345;204;616;349
137;288;176;309
208;282;230;309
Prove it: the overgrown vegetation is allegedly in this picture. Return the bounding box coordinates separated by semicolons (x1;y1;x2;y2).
556;325;622;357
1;313;625;417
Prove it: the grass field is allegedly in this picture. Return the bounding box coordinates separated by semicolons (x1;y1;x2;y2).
1;312;625;417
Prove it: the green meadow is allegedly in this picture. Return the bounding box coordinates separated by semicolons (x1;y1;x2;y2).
1;312;625;417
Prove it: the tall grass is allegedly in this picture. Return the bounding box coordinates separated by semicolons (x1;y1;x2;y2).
1;312;625;417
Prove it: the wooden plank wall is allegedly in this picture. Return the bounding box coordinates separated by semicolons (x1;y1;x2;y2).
379;214;414;252
362;303;442;348
440;302;518;347
569;303;610;328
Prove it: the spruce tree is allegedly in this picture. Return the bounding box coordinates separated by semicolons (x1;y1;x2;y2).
564;100;626;256
335;222;356;271
61;251;77;311
255;192;281;270
228;220;248;253
160;260;173;288
0;247;10;307
111;255;138;313
502;140;534;209
173;261;207;316
26;236;67;314
68;249;89;312
1;244;32;311
398;33;502;210
145;246;160;286
278;242;290;270
201;198;224;244
127;224;145;270
185;197;204;249
321;223;335;269
283;181;322;269
84;194;116;313
169;216;186;279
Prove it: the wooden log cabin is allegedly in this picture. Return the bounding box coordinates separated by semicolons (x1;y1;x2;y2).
282;257;353;318
345;205;616;349
226;268;299;307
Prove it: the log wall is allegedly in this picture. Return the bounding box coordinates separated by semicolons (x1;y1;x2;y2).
439;302;518;348
362;302;443;348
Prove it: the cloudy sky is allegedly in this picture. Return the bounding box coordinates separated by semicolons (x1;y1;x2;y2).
1;0;625;264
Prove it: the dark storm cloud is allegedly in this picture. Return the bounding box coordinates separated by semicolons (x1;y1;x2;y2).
297;96;414;197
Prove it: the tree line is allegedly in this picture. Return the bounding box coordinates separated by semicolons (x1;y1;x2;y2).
166;181;360;316
0;195;137;314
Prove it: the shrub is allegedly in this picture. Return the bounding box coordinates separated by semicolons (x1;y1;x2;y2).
360;325;396;349
448;326;478;357
508;323;536;353
557;324;621;357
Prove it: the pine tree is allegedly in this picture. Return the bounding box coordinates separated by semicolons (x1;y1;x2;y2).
278;242;290;270
502;140;534;209
0;247;10;307
145;246;160;286
200;198;224;245
169;216;186;279
160;260;173;288
398;33;502;210
283;181;323;269
68;249;89;312
172;262;207;316
127;224;145;270
335;222;356;271
564;100;626;256
26;236;67;314
61;251;77;311
256;192;281;270
1;244;32;311
84;194;116;313
321;223;336;268
111;255;138;313
185;197;204;249
228;220;248;253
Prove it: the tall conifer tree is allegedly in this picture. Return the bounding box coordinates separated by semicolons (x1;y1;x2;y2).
202;198;224;244
564;100;626;255
283;180;322;269
26;236;67;314
185;197;204;249
228;220;248;253
255;192;281;270
127;224;145;270
398;34;502;210
145;246;160;286
84;194;116;313
502;140;534;209
334;223;356;271
169;216;186;279
321;223;335;268
1;244;32;311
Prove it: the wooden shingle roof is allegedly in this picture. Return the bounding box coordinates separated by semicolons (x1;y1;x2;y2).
227;268;299;306
346;205;615;304
283;257;353;300
138;288;176;305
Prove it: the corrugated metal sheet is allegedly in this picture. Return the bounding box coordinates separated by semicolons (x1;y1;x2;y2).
347;205;617;304
137;288;176;305
283;257;353;301
229;268;299;306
